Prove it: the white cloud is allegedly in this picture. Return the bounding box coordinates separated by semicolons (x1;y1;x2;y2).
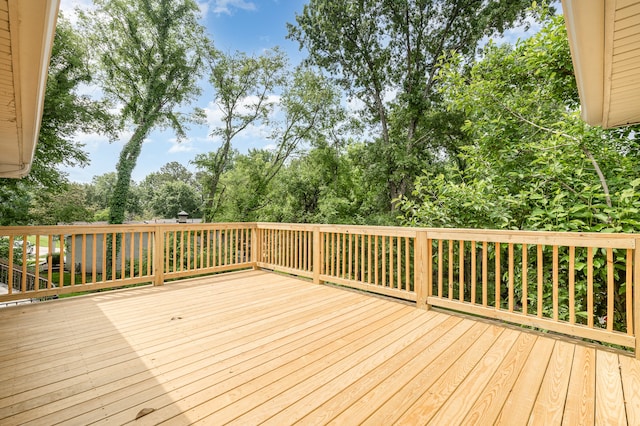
168;139;195;153
59;0;94;25
210;0;257;15
197;1;210;16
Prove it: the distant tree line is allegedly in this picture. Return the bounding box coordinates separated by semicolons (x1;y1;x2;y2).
1;1;639;236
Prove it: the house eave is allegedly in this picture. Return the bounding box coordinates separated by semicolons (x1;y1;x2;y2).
563;0;640;129
0;0;60;179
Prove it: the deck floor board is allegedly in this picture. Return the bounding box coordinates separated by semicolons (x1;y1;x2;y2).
0;270;637;425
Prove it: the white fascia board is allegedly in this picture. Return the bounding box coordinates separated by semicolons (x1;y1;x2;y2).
2;0;59;178
562;0;605;127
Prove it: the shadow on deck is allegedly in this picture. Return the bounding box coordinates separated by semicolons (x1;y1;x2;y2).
0;269;639;425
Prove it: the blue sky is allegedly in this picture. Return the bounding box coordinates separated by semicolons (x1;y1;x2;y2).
59;0;308;183
58;0;549;184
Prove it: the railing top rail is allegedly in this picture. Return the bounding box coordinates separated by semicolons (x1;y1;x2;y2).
0;222;259;235
255;223;638;247
421;228;637;248
255;222;418;237
1;222;636;248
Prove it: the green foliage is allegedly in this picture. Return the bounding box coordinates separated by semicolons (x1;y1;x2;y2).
0;239;24;264
29;183;95;225
81;0;208;225
399;14;640;234
195;48;287;221
288;0;545;207
139;162;200;218
396;14;640;333
0;16;113;225
150;181;201;219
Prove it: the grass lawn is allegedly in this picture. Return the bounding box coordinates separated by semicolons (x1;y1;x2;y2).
26;235;60;248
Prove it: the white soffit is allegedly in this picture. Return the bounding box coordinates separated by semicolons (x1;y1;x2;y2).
563;0;640;128
0;0;59;178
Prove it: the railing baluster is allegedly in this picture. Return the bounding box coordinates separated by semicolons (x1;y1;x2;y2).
388;236;393;288
405;237;410;292
367;235;372;284
34;235;41;290
626;248;633;335
348;233;353;281
522;244;528;315
587;246;594;327
482;242;488;306
342;233;346;279
448;240;453;300
495;242;500;309
537;245;543;318
438;240;443;298
552;245;558;321
382;236;386;287
471;241;477;304
70;234;76;286
569;246;575;324
508;243;514;312
607;247;614;331
459;240;465;302
21;235;27;292
397;237;402;290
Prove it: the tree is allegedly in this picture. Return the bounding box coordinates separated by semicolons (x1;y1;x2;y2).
149;181;200;219
85;172;142;221
81;0;208;225
30;183;95;225
399;14;640;233
288;0;545;209
194;48;286;221
397;14;640;330
0;16;113;225
139;161;198;216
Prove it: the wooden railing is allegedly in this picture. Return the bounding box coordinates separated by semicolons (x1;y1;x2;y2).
0;260;49;293
0;223;638;356
0;223;253;301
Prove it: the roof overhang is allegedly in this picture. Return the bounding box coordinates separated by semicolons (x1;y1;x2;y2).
0;0;59;178
563;0;640;128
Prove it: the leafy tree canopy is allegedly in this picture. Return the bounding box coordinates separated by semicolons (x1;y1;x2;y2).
81;0;209;224
398;14;640;233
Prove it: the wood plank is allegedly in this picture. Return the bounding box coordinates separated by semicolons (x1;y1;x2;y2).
330;321;491;425
7;282;388;424
293;317;474;425
0;269;636;425
619;355;640;425
0;281;352;416
381;325;508;425
230;312;454;425
562;346;595;425
112;303;421;425
528;341;575;425
495;337;556;425
187;308;430;425
461;332;538;425
410;329;521;425
595;351;627;425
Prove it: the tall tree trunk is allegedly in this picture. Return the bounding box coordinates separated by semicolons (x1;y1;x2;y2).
106;121;154;278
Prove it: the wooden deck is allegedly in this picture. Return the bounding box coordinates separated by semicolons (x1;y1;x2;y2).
0;270;639;425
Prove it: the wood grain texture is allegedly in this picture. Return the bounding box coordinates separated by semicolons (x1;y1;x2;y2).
596;350;627;425
0;270;637;425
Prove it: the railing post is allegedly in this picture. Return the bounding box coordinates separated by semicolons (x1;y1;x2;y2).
252;225;261;270
415;230;431;310
635;239;640;359
313;226;322;284
154;225;164;286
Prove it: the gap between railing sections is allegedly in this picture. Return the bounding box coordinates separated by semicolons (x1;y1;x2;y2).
0;223;638;355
